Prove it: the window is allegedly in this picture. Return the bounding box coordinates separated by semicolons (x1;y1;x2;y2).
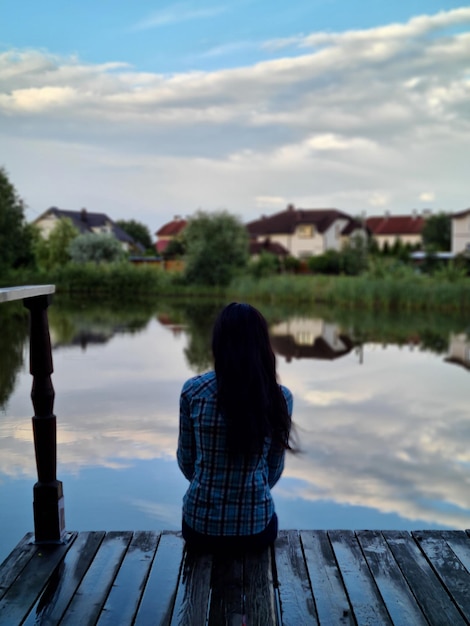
297;224;314;238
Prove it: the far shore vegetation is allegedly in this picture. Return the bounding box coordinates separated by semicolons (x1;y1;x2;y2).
1;166;470;313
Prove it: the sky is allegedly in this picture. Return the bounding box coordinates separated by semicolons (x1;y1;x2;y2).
1;1;469;234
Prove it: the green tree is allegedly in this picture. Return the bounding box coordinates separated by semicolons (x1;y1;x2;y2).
35;218;79;269
68;232;126;263
163;237;186;259
340;235;369;275
183;210;249;286
249;251;280;278
308;249;342;274
422;212;451;251
116;219;153;251
0;167;34;270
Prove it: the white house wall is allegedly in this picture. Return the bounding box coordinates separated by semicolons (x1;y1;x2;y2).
271;318;347;352
375;233;422;249
35;214;59;238
452;214;470;254
255;218;350;258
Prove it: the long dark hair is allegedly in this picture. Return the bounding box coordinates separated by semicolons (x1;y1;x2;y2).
212;302;291;455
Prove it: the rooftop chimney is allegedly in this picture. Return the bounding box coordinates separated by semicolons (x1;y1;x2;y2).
81;208;88;222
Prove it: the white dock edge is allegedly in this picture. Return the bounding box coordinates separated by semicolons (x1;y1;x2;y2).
0;285;55;303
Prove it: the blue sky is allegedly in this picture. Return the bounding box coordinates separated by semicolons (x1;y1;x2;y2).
1;1;469;231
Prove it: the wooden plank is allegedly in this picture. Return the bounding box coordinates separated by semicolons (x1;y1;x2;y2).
243;547;277;626
328;530;393;625
412;531;470;621
170;548;212;626
0;535;76;625
96;530;160;626
356;530;428;626
300;530;354;626
384;530;467;626
439;530;470;573
134;532;185;626
60;531;133;626
208;552;244;626
0;533;36;600
21;531;105;626
274;530;318;625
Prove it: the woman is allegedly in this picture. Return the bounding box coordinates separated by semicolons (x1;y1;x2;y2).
177;302;293;553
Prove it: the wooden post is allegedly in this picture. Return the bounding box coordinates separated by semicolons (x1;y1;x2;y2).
23;292;66;543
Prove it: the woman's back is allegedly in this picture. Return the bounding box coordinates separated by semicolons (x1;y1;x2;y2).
178;370;293;537
177;302;294;551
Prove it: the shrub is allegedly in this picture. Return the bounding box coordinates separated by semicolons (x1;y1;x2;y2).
69;233;127;264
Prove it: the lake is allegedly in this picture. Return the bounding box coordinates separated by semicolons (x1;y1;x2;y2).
1;296;469;565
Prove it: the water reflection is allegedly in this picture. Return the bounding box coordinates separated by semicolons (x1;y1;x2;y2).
1;296;470;563
0;302;29;410
446;333;470;370
271;318;356;362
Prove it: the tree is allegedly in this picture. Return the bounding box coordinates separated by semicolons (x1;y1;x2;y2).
163;237;186;259
116;219;153;251
0;167;34;269
35;218;79;269
183;210;249;286
249;251;280;278
68;232;126;263
340;234;369;275
422;212;451;251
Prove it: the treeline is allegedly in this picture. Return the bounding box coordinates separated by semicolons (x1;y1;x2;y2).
2;166;470;312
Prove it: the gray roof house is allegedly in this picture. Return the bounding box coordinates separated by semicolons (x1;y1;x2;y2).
34;208;144;253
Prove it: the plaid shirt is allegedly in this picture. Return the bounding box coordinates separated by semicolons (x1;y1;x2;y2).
177;370;293;536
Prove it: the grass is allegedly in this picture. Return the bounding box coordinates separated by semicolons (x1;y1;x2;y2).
3;263;470;312
229;273;470;312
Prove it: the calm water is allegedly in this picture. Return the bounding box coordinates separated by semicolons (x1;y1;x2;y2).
1;297;469;564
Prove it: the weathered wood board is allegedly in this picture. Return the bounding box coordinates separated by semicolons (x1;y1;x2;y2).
1;529;469;625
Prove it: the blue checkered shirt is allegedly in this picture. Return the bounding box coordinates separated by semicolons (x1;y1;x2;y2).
177;370;293;536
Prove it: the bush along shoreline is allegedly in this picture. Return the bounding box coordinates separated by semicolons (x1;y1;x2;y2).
3;262;470;312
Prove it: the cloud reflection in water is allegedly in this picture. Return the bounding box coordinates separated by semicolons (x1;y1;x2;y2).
1;310;470;550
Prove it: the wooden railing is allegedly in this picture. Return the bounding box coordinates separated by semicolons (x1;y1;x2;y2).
0;285;65;543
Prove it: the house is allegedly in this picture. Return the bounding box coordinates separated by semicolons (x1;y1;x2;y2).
34;207;143;253
246;205;365;259
445;333;470;370
451;209;470;255
248;238;289;258
155;216;187;255
270;318;355;362
365;212;425;250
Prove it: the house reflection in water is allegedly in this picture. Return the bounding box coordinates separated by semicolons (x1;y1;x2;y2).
445;333;470;370
156;314;186;337
270;318;355;362
51;329;115;351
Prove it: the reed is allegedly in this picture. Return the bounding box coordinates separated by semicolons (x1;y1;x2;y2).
229;273;470;312
4;265;470;312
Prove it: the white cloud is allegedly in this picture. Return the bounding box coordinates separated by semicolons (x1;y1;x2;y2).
369;193;390;207
420;191;435;202
132;3;227;30
255;195;286;209
1;8;470;223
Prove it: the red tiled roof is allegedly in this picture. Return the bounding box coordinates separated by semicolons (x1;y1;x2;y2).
156;219;187;237
366;215;425;235
247;207;360;236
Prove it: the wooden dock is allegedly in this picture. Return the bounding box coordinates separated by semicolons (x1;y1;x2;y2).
1;529;470;625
